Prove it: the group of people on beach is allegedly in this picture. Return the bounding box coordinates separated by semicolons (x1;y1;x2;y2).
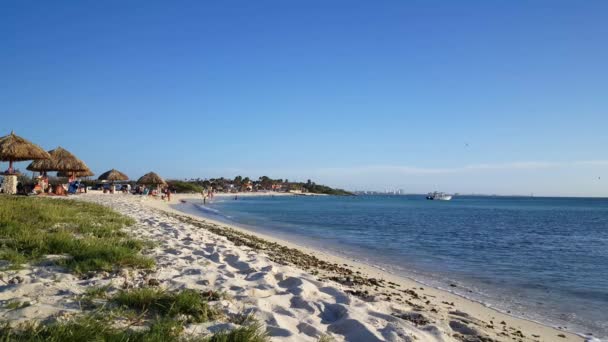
0;175;84;196
132;185;172;201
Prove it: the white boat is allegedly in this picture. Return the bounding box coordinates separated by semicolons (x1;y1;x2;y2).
426;191;453;201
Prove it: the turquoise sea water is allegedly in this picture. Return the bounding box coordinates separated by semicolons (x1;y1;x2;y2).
185;195;608;339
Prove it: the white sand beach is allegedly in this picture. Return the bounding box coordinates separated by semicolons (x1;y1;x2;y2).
1;193;585;341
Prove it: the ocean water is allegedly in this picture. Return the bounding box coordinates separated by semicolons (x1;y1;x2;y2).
187;195;608;339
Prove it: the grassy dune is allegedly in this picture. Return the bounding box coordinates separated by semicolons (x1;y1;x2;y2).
1;286;268;341
0;196;269;341
0;196;153;273
0;314;267;342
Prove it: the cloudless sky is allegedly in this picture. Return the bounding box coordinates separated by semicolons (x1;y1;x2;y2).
2;1;607;196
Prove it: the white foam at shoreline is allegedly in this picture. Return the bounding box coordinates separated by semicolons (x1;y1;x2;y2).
193;203;221;215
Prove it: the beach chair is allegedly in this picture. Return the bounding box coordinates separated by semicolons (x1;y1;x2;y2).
137;188;150;201
67;182;79;194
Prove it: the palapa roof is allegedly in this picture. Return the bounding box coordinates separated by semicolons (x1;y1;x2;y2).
0;131;51;162
137;172;166;185
27;146;89;172
98;169;129;181
57;168;94;178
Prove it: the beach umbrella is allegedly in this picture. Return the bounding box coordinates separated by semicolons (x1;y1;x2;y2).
27;146;89;178
57;168;94;178
0;131;50;174
98;169;129;192
137;172;166;186
98;169;129;182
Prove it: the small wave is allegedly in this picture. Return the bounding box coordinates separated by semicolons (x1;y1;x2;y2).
193;204;221;215
585;337;604;342
191;204;238;225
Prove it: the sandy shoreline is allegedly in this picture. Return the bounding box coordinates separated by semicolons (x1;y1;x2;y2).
146;193;586;341
0;192;588;341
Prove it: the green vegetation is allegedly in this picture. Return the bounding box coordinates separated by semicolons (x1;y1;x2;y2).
205;323;268;342
3;300;31;311
83;284;112;299
167;180;204;193
0;314;184;342
112;288;217;323
180;176;353;195
0;196;153;273
1;287;268;342
0;316;268;342
0;197;269;341
301;180;352;196
317;335;336;342
77;284;112;309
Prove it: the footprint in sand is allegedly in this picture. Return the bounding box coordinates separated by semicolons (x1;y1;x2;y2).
277;276;303;289
273;305;297;318
245;272;269;282
265;325;293;337
206;252;222;263
223;254;252;272
289;296;316;314
327;319;382;342
449;320;479;336
164;248;182;255
296;322;323;338
319;286;352;305
180;255;196;263
182;268;202;276
319;302;348;324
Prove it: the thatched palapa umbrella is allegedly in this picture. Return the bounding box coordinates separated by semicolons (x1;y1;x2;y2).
0;131;50;174
0;131;51;195
27;146;89;180
98;169;129;182
137;172;166;196
137;172;166;186
57;168;94;178
98;169;129;193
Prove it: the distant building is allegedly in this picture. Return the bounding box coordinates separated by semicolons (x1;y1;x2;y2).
242;181;253;192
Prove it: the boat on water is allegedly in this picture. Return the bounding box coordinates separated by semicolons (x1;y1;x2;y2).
426;191;453;201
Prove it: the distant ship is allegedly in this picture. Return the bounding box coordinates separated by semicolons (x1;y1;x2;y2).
426;191;453;201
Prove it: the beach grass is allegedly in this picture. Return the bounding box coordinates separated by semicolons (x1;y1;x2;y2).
0;196;153;273
0;314;184;342
204;323;268;342
112;288;218;323
0;197;270;341
1;295;267;342
0;316;268;342
2;300;31;311
317;335;336;342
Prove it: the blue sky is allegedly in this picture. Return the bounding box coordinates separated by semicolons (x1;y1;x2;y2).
1;1;607;196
